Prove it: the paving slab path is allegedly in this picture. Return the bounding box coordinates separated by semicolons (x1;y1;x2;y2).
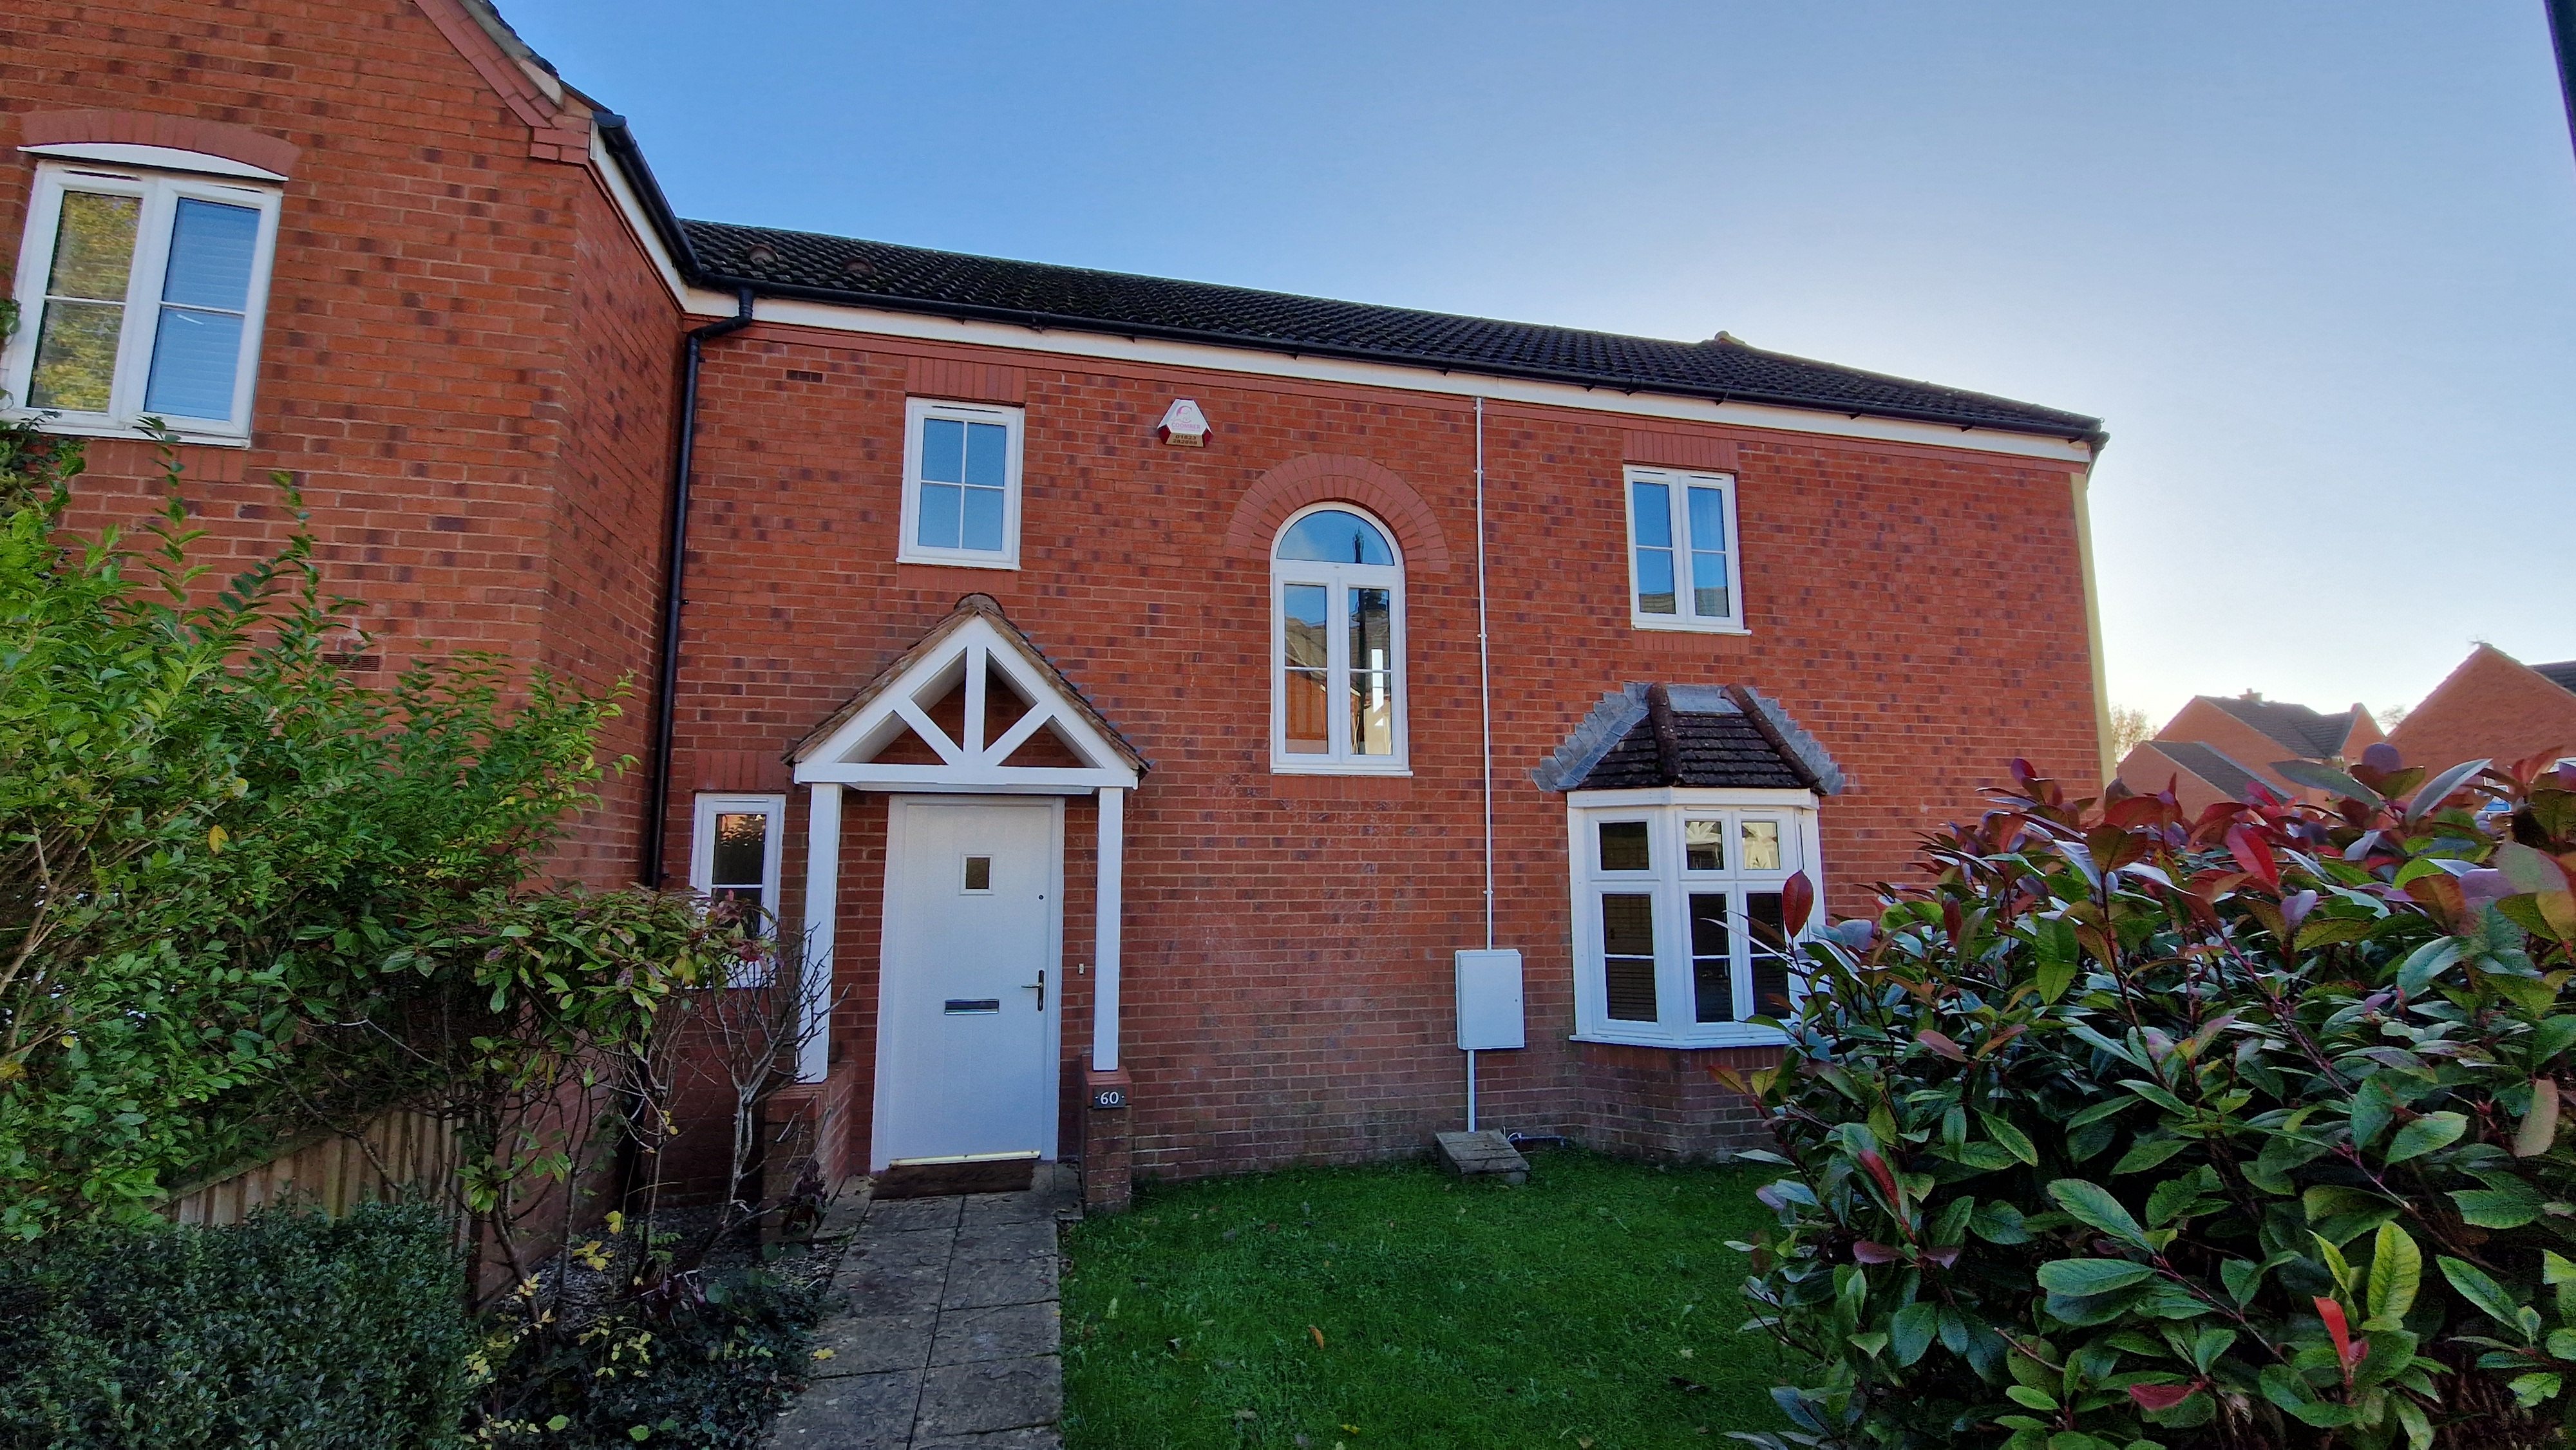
769;1164;1080;1450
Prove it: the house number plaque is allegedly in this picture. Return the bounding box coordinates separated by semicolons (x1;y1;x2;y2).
1090;1086;1128;1110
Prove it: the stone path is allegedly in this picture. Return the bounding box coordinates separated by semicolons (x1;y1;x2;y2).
770;1164;1079;1450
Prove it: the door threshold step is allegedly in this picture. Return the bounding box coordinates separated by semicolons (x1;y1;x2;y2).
876;1151;1042;1199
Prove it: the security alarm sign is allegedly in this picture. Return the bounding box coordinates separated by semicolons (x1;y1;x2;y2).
1156;398;1211;447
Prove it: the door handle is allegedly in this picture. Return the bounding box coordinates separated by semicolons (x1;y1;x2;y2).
1022;968;1045;1012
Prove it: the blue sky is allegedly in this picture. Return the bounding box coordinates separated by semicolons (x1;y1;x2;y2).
505;1;2576;730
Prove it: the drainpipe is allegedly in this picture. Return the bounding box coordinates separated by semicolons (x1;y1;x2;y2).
639;286;757;887
1468;396;1493;1132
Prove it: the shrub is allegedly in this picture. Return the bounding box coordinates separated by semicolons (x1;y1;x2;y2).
465;1257;830;1448
0;1200;470;1448
1730;751;2576;1450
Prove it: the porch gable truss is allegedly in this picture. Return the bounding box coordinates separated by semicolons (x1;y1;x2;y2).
790;593;1145;794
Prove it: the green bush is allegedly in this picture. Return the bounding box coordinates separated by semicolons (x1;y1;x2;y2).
0;419;735;1255
1732;752;2576;1450
0;1200;470;1448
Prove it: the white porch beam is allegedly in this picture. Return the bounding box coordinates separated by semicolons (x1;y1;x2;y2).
1092;786;1124;1073
798;783;842;1084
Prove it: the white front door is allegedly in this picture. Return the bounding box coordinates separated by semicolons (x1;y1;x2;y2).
873;796;1061;1169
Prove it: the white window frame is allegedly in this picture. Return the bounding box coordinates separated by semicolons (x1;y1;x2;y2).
2;159;283;446
690;793;786;985
1269;502;1408;775
1566;787;1822;1046
1624;465;1746;634
897;397;1025;569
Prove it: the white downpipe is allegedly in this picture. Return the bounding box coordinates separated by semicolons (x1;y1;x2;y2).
1469;395;1493;1134
1092;786;1125;1073
798;783;842;1084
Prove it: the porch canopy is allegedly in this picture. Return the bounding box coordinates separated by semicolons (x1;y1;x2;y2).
787;594;1148;1082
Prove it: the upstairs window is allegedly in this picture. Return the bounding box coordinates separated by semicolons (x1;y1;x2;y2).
1625;466;1743;632
1272;505;1406;773
2;163;281;442
900;399;1024;568
1568;793;1817;1046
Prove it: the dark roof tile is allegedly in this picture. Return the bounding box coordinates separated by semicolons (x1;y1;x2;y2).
2204;696;2358;758
2532;661;2576;695
679;220;2102;442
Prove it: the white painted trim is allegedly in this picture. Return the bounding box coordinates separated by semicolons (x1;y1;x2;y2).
791;614;1141;793
1624;465;1745;633
2;162;281;442
1269;502;1408;773
680;288;2096;464
1092;786;1124;1073
20;144;287;183
896;397;1025;570
872;795;1065;1170
690;792;786;986
798;783;842;1083
1566;786;1820;811
585;129;690;301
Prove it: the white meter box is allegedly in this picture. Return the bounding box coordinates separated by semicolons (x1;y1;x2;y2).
1454;948;1525;1050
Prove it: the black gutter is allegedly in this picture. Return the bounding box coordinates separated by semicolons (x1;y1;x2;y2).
639;285;755;888
591;113;702;275
690;268;2106;448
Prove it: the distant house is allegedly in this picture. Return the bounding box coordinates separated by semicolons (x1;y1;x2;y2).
2389;646;2576;772
2116;693;2382;812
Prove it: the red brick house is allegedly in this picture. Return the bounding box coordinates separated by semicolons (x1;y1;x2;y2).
2389;646;2576;775
2115;693;2383;814
4;0;2108;1207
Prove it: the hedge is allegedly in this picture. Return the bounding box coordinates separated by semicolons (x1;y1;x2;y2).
0;1200;469;1449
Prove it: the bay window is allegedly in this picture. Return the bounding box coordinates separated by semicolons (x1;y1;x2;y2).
1569;791;1820;1045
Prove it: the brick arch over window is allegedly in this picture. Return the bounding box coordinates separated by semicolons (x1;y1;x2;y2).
1223;454;1452;576
19;109;301;178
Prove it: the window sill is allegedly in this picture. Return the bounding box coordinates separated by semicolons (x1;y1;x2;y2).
896;551;1021;571
14;413;251;448
1269;759;1412;778
1629;617;1750;636
1571;1028;1789;1050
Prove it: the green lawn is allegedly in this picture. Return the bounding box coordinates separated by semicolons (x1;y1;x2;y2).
1061;1150;1789;1450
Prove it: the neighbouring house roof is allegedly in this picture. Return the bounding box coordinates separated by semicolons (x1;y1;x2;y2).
2201;695;2363;759
676;220;2105;444
1535;683;1844;795
2146;741;2275;803
2532;660;2576;695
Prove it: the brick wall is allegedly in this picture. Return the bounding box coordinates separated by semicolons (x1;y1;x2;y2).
3;0;678;883
665;326;2101;1180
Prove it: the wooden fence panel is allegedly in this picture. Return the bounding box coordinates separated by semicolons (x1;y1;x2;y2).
164;1108;459;1227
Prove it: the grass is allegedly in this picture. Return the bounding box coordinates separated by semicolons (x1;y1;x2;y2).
1061;1149;1789;1450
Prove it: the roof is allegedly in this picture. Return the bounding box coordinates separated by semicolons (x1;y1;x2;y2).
2532;661;2576;695
2202;695;2362;759
2141;741;2275;804
1535;683;1844;795
675;220;2105;445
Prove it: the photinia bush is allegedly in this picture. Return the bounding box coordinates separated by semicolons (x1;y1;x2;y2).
1729;750;2576;1450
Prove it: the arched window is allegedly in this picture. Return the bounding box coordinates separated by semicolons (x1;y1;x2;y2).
1271;505;1405;771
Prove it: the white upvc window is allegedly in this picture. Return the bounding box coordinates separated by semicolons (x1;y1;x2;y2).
691;793;785;981
1625;466;1745;632
898;398;1025;568
1270;504;1407;774
1567;789;1821;1046
2;161;282;444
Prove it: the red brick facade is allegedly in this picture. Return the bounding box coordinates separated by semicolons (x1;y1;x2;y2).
12;0;2105;1194
2;0;678;884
